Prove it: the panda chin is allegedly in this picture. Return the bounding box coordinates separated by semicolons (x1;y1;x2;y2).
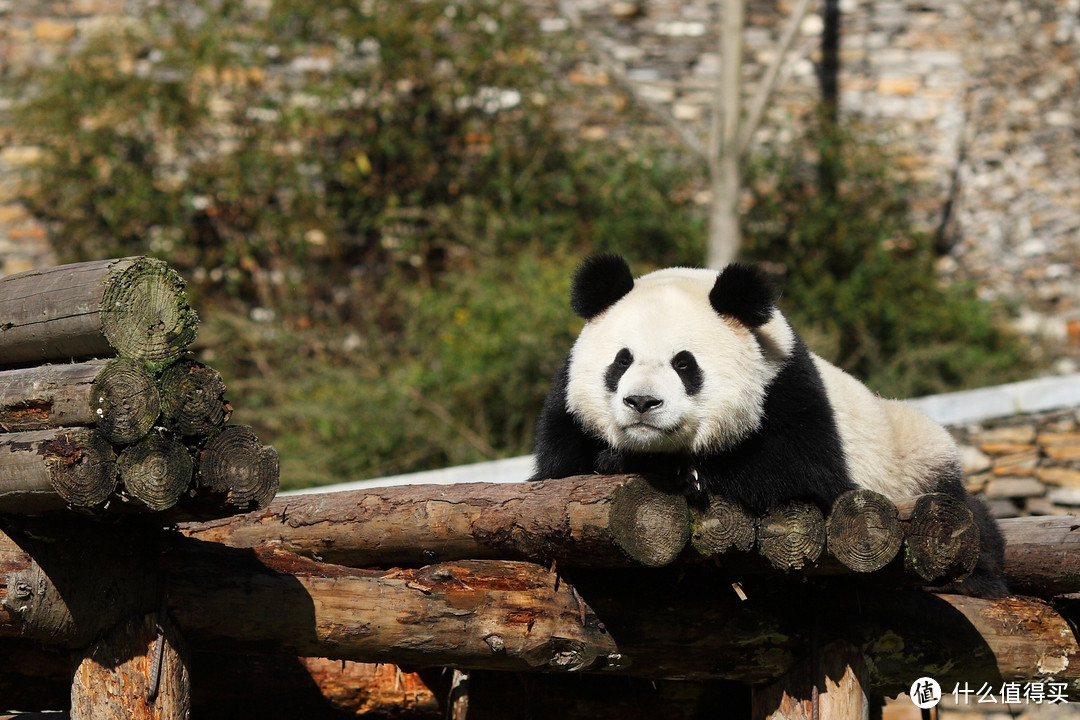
616;423;692;453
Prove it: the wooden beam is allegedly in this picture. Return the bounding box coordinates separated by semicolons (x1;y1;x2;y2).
182;475;690;569
0;257;198;368
0;428;117;512
999;515;1080;596
0;358;160;444
71;612;190;720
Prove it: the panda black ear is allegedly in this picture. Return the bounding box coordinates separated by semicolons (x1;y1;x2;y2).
570;254;635;320
709;263;775;328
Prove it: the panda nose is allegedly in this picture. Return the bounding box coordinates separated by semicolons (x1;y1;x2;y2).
624;394;663;414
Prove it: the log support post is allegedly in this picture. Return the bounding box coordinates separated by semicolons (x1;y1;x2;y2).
71;611;191;720
753;641;869;720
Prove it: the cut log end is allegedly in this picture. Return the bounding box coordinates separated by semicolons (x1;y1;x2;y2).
690;496;756;556
758;501;825;571
198;426;279;510
826;489;903;573
99;257;199;365
43;428;118;508
91;358;161;445
118;436;194;512
608;476;690;568
159;361;230;437
901;493;980;584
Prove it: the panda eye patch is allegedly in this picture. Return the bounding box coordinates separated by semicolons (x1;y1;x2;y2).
604;348;634;392
672;351;703;395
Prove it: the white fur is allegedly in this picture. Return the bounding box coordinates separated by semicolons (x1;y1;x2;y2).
566;265;960;502
566;268;791;454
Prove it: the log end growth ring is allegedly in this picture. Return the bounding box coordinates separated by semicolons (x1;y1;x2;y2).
100;257;198;365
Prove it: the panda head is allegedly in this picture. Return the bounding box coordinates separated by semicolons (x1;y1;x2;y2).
565;254;794;455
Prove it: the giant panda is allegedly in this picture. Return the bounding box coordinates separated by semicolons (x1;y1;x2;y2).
531;254;1007;598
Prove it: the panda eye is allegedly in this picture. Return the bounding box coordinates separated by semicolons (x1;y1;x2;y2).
672;351;697;373
614;348;633;367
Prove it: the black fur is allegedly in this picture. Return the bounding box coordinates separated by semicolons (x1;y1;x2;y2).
570;254;635;320
531;256;1009;598
710;263;776;328
672;351;703;396
604;349;634;393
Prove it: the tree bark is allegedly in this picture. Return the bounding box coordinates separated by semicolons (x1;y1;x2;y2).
182;475;690;569
0;258;198;368
999;515;1080;596
71;612;190;720
158;360;230;438
825;489;903;573
0;428;117;512
0;359;160;444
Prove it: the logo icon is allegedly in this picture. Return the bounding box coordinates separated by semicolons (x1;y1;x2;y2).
910;677;942;709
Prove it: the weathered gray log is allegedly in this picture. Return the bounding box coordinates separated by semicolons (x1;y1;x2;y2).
825;489;903;573
757;501;825;570
0;428;116;512
71;612;190;720
158;360;230;437
690;496;755;556
182;475;690;569
196;425;279;511
0;257;198;368
0;358;160;444
896;493;979;585
117;435;193;512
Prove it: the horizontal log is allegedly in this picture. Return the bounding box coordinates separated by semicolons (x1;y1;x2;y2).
0;428;117;512
825;489;902;573
0;257;198;367
999;515;1080;596
897;493;978;584
117;435;193;512
158;360;230;437
0;359;160;444
182;475;690;568
195;425;279;512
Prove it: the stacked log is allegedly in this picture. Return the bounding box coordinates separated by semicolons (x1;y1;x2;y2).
0;258;278;518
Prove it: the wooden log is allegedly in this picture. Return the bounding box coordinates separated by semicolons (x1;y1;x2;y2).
690;495;756;556
117;435;193;512
196;425;279;511
0;257;198;368
181;475;690;569
0;428;117;512
752;641;869;720
71;612;190;720
0;359;160;444
825;489;903;573
999;515;1080;596
896;493;979;585
160;544;620;673
757;501;825;570
158;360;230;437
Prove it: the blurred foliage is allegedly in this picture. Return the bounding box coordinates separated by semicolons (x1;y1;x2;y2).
743;118;1034;397
11;1;1034;488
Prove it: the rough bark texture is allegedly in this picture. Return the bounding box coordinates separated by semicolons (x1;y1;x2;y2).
71;612;190;720
161;542;620;673
0;359;159;444
182;475;690;569
752;641;869;720
117;436;193;512
690;495;756;556
897;493;979;584
0;257;197;367
825;489;903;573
0;428;117;512
196;425;279;511
999;515;1080;596
158;361;230;438
757;501;825;570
